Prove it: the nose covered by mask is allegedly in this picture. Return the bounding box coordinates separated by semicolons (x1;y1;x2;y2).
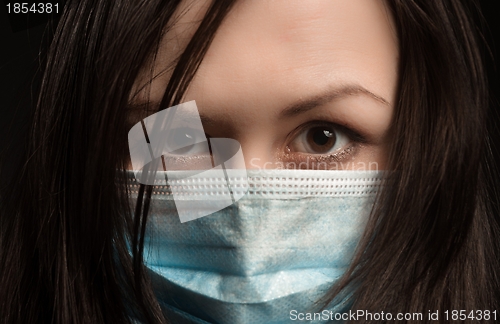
127;169;382;324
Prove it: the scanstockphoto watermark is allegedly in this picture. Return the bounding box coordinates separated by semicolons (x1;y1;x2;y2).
249;157;380;171
290;309;424;322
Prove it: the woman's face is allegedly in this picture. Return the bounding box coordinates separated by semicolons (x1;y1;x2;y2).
131;0;398;170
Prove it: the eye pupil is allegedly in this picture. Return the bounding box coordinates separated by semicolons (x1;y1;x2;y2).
307;127;336;153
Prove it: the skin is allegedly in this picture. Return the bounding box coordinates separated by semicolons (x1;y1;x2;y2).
131;0;398;170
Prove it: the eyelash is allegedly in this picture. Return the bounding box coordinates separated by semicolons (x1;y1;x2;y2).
282;120;367;167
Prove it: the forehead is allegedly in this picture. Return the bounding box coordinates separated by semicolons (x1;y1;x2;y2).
133;0;398;109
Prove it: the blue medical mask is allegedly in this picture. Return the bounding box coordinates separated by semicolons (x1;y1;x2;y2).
127;169;383;324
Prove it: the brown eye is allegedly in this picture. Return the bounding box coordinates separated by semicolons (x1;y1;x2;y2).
289;123;349;155
306;127;337;153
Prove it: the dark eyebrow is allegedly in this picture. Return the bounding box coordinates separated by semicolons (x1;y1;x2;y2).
280;84;390;118
126;102;159;115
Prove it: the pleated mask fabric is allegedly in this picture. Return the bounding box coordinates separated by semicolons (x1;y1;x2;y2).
126;169;383;324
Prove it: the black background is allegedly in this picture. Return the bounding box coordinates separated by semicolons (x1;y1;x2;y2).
1;1;499;187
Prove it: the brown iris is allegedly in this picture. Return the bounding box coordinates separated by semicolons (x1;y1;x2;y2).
305;126;336;153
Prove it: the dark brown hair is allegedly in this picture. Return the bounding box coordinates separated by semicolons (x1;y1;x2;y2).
0;0;498;323
322;2;500;322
